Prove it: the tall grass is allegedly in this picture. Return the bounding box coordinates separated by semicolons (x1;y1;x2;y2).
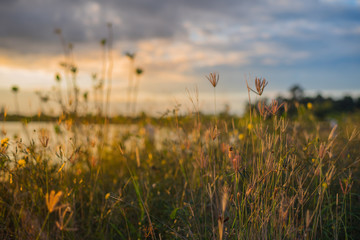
0;34;359;239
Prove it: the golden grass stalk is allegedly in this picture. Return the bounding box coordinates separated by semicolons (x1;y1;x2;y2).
45;190;63;213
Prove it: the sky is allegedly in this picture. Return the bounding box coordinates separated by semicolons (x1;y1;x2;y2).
0;0;360;116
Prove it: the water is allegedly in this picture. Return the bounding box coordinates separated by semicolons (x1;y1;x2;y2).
0;121;179;154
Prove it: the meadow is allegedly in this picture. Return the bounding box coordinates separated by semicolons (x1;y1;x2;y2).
1;31;360;239
1;75;359;240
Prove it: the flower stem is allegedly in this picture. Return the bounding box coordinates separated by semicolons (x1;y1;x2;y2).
37;212;50;240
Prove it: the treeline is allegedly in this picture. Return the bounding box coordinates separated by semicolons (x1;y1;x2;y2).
258;85;360;119
2;85;360;122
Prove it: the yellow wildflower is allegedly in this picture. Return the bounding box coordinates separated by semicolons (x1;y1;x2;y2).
18;159;26;168
105;193;110;200
247;123;253;130
307;102;313;110
238;133;244;140
1;137;9;147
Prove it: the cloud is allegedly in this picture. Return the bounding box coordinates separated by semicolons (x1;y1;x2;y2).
1;0;359;61
0;0;359;116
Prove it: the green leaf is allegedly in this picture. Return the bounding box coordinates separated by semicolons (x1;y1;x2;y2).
170;208;179;220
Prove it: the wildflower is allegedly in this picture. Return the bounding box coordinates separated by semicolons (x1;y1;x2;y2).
307;102;313;110
238;133;244;140
18;159;26;168
46;190;63;213
322;182;328;189
206;72;219;88
105;193;110;200
1;137;9;153
247;123;253;130
1;137;9;147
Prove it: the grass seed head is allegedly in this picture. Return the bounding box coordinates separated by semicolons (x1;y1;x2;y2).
257;101;268;118
255;77;268;95
265;99;284;115
38;128;50;148
247;77;268;96
206;72;219;88
46;190;63;213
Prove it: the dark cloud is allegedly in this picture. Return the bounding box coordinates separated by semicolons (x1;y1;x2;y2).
0;0;359;66
0;0;260;53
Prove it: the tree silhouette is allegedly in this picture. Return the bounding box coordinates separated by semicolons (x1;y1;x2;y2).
11;85;20;114
289;85;304;101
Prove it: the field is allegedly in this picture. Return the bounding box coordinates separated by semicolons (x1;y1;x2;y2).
0;76;359;240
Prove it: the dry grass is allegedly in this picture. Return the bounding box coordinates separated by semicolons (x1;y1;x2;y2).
0;76;360;240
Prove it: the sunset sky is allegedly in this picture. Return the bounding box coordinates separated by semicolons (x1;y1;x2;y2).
0;0;360;115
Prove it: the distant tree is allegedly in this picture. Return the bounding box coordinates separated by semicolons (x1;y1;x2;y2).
289;85;304;101
337;96;355;112
356;97;360;109
11;85;20;114
314;94;324;103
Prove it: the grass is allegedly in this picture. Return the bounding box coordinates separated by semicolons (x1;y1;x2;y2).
1;77;359;240
0;34;359;238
